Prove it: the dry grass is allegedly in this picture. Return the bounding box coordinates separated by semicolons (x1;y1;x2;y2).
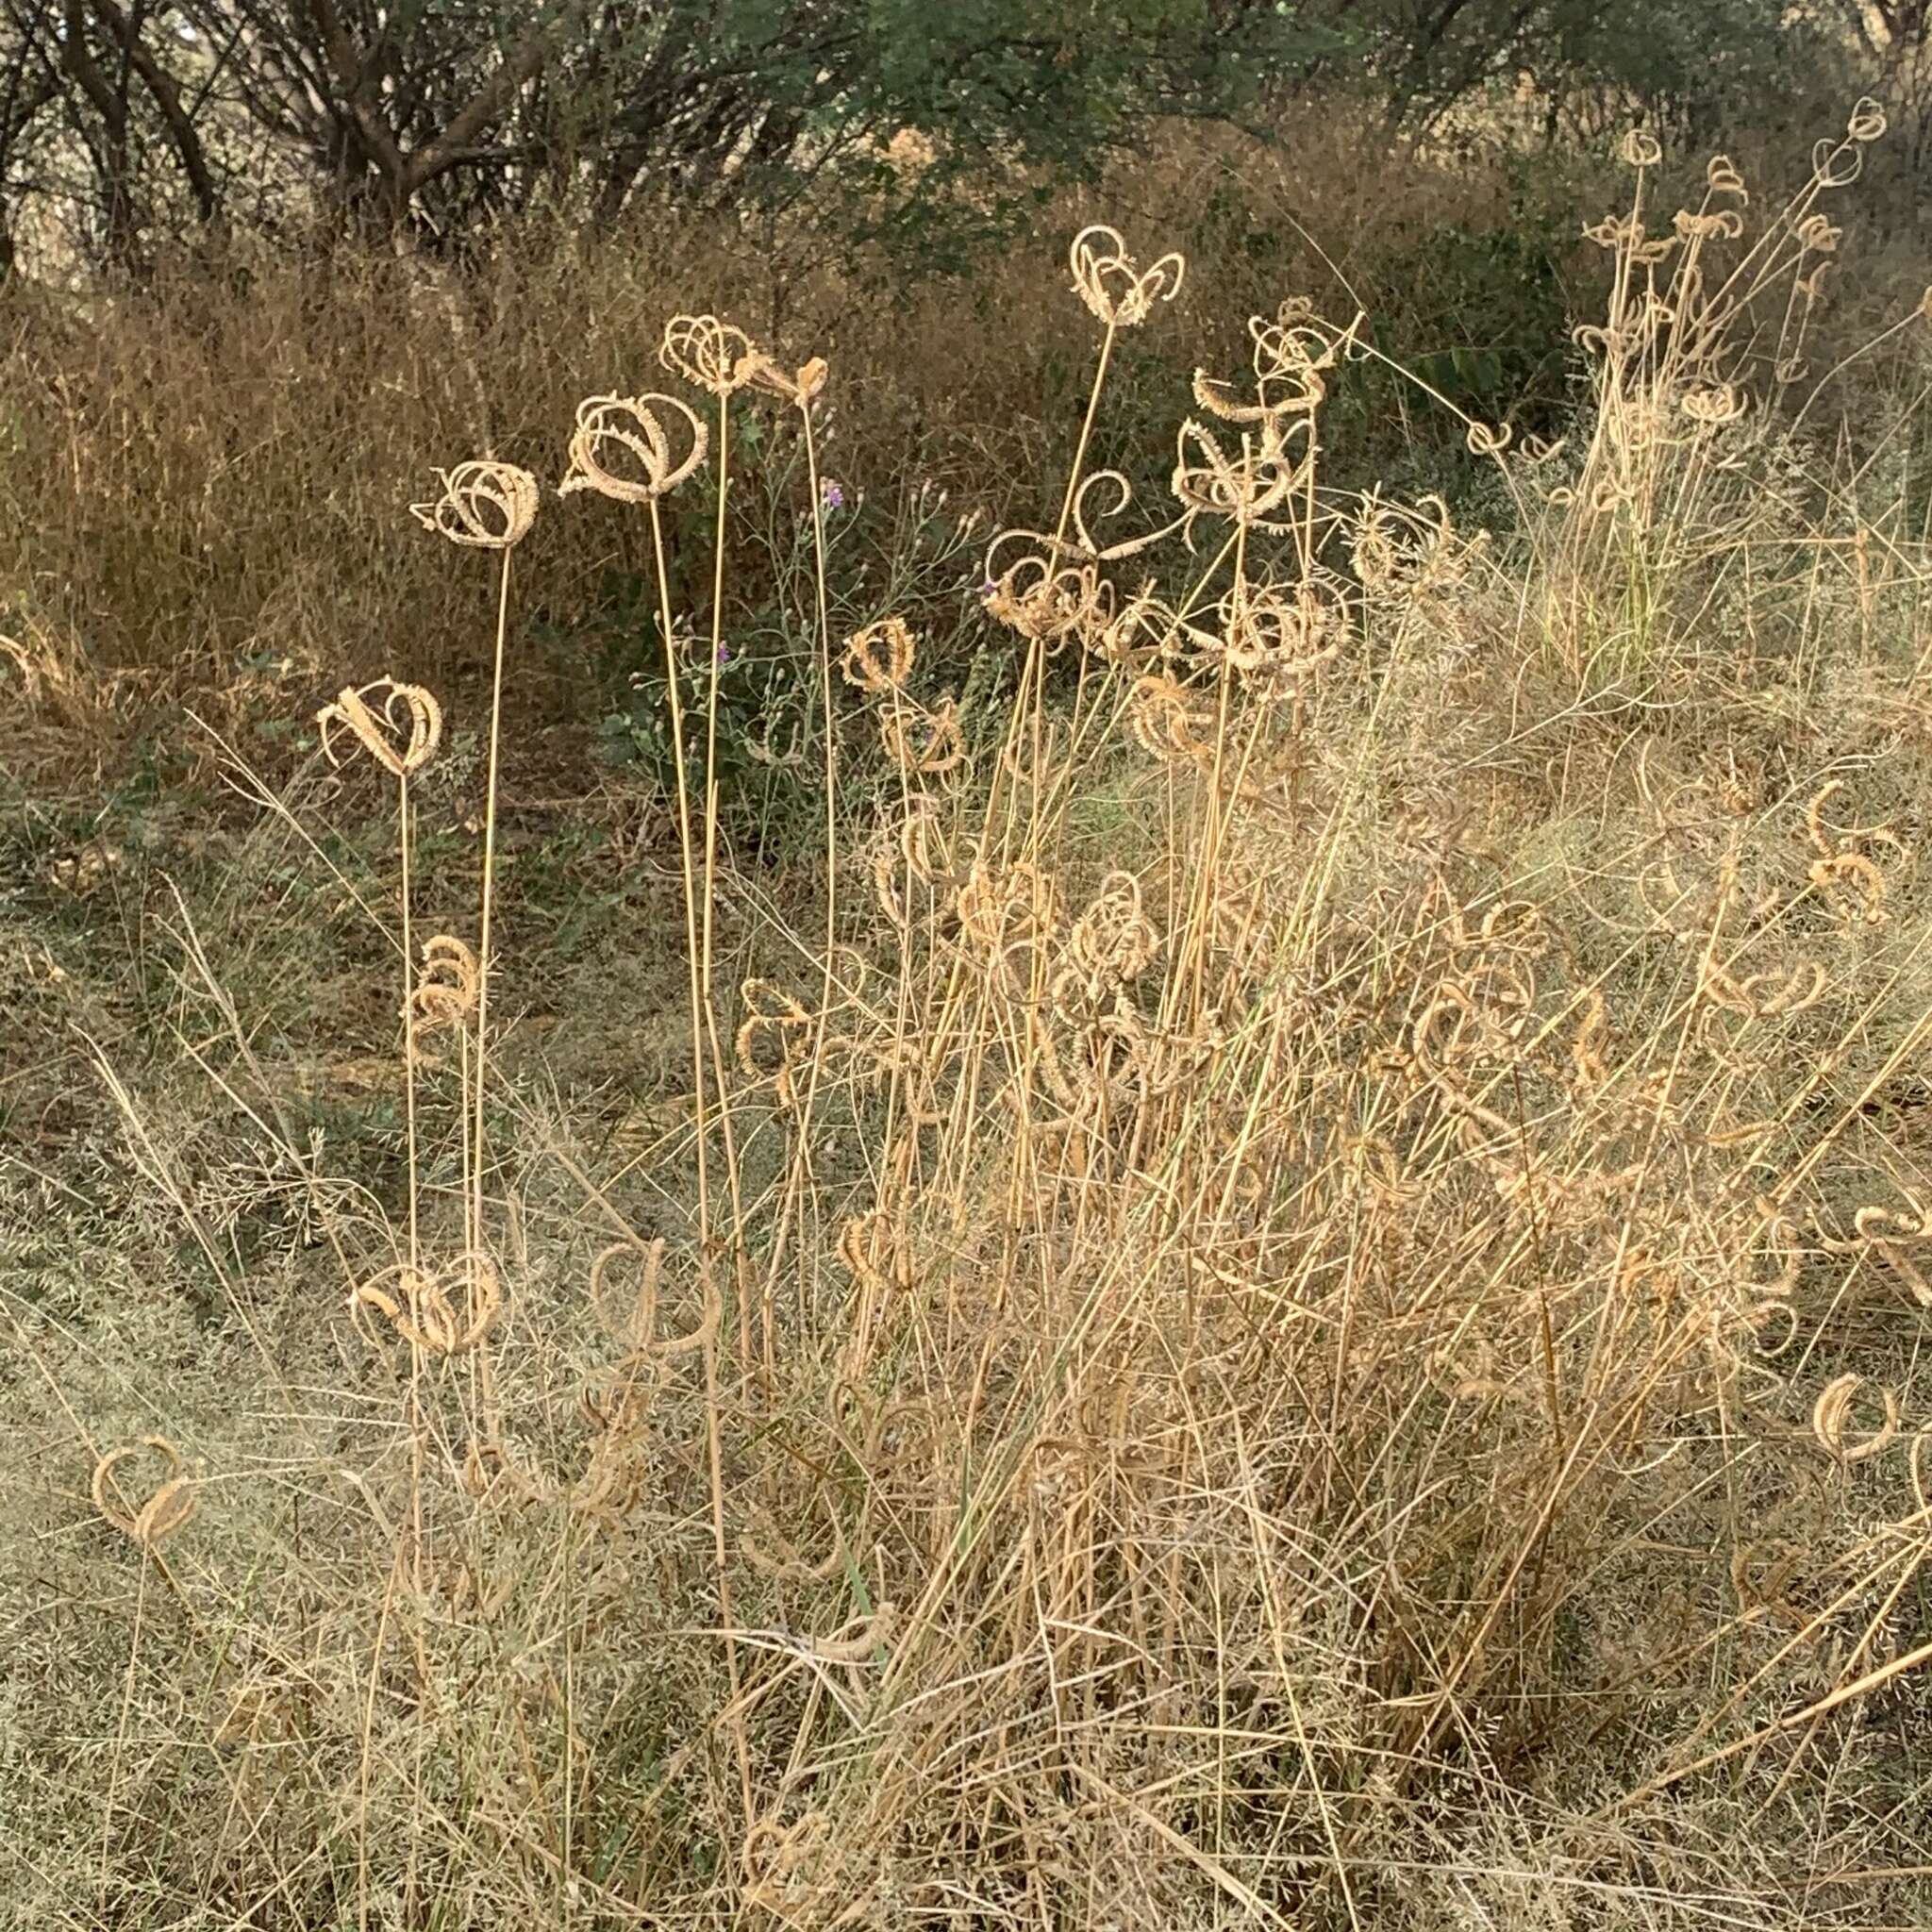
5;105;1932;1930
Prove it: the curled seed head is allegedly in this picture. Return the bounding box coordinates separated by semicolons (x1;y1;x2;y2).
1811;1372;1899;1462
589;1237;666;1350
1068;225;1186;329
743;355;829;405
1682;384;1746;425
1674;208;1744;242
661;313;762;396
1619;128;1661;168
1847;96;1887;143
410;459;539;549
350;1254;500;1357
1812;135;1865;189
316;679;443;778
561;393;708;504
1706;154;1747;201
841;616;917;693
881;696;964;777
92;1436;197;1550
1795;213;1841;254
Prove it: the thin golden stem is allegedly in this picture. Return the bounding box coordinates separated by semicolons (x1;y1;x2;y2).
398;770;419;1273
472;544;513;1260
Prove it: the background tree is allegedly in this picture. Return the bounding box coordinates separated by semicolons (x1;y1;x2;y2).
0;0;1898;280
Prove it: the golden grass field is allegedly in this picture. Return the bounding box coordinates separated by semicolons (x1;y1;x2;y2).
4;106;1932;1929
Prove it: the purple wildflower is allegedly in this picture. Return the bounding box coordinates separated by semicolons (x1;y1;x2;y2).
821;477;846;513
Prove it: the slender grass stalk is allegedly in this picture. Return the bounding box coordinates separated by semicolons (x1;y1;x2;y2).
472;544;514;1263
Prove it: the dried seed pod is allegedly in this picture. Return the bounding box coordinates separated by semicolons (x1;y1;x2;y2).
837;1211;902;1294
1851;1202;1932;1307
461;1431;553;1507
1214;575;1349;689
1808;851;1887;925
1812;135;1865;189
1619;128;1662;168
982;541;1110;647
799;1604;895;1664
1571;989;1610;1088
1674;208;1745;242
1126;671;1216;764
1170;417;1301;528
735;978;812;1105
1052;872;1161;1010
409;934;480;1034
741;1810;841;1919
650;1260;722;1360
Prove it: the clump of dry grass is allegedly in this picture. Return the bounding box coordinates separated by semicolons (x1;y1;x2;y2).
5;106;1932;1931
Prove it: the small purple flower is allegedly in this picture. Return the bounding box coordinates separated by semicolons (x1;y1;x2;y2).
821;477;846;513
980;576;998;602
715;643;733;666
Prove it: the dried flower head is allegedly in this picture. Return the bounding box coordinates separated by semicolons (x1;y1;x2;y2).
351;1254;501;1356
1126;671;1215;764
408;933;480;1061
841;616;917;693
1215;573;1351;690
881;697;964;778
315;678;443;777
1795;213;1841;254
983;544;1110;648
1847;96;1887;143
1674;208;1744;242
735;977;812;1106
661;313;761;395
1706;153;1747;201
744;355;830;405
1171;418;1302;528
1811;1372;1898;1462
1808;849;1888;924
92;1436;197;1550
1068;225;1186;329
1053;872;1160;1009
1812;135;1866;189
589;1236;667;1351
1681;384;1746;425
560;393;708;504
410;460;539;549
1192;310;1344;424
1619;128;1662;168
